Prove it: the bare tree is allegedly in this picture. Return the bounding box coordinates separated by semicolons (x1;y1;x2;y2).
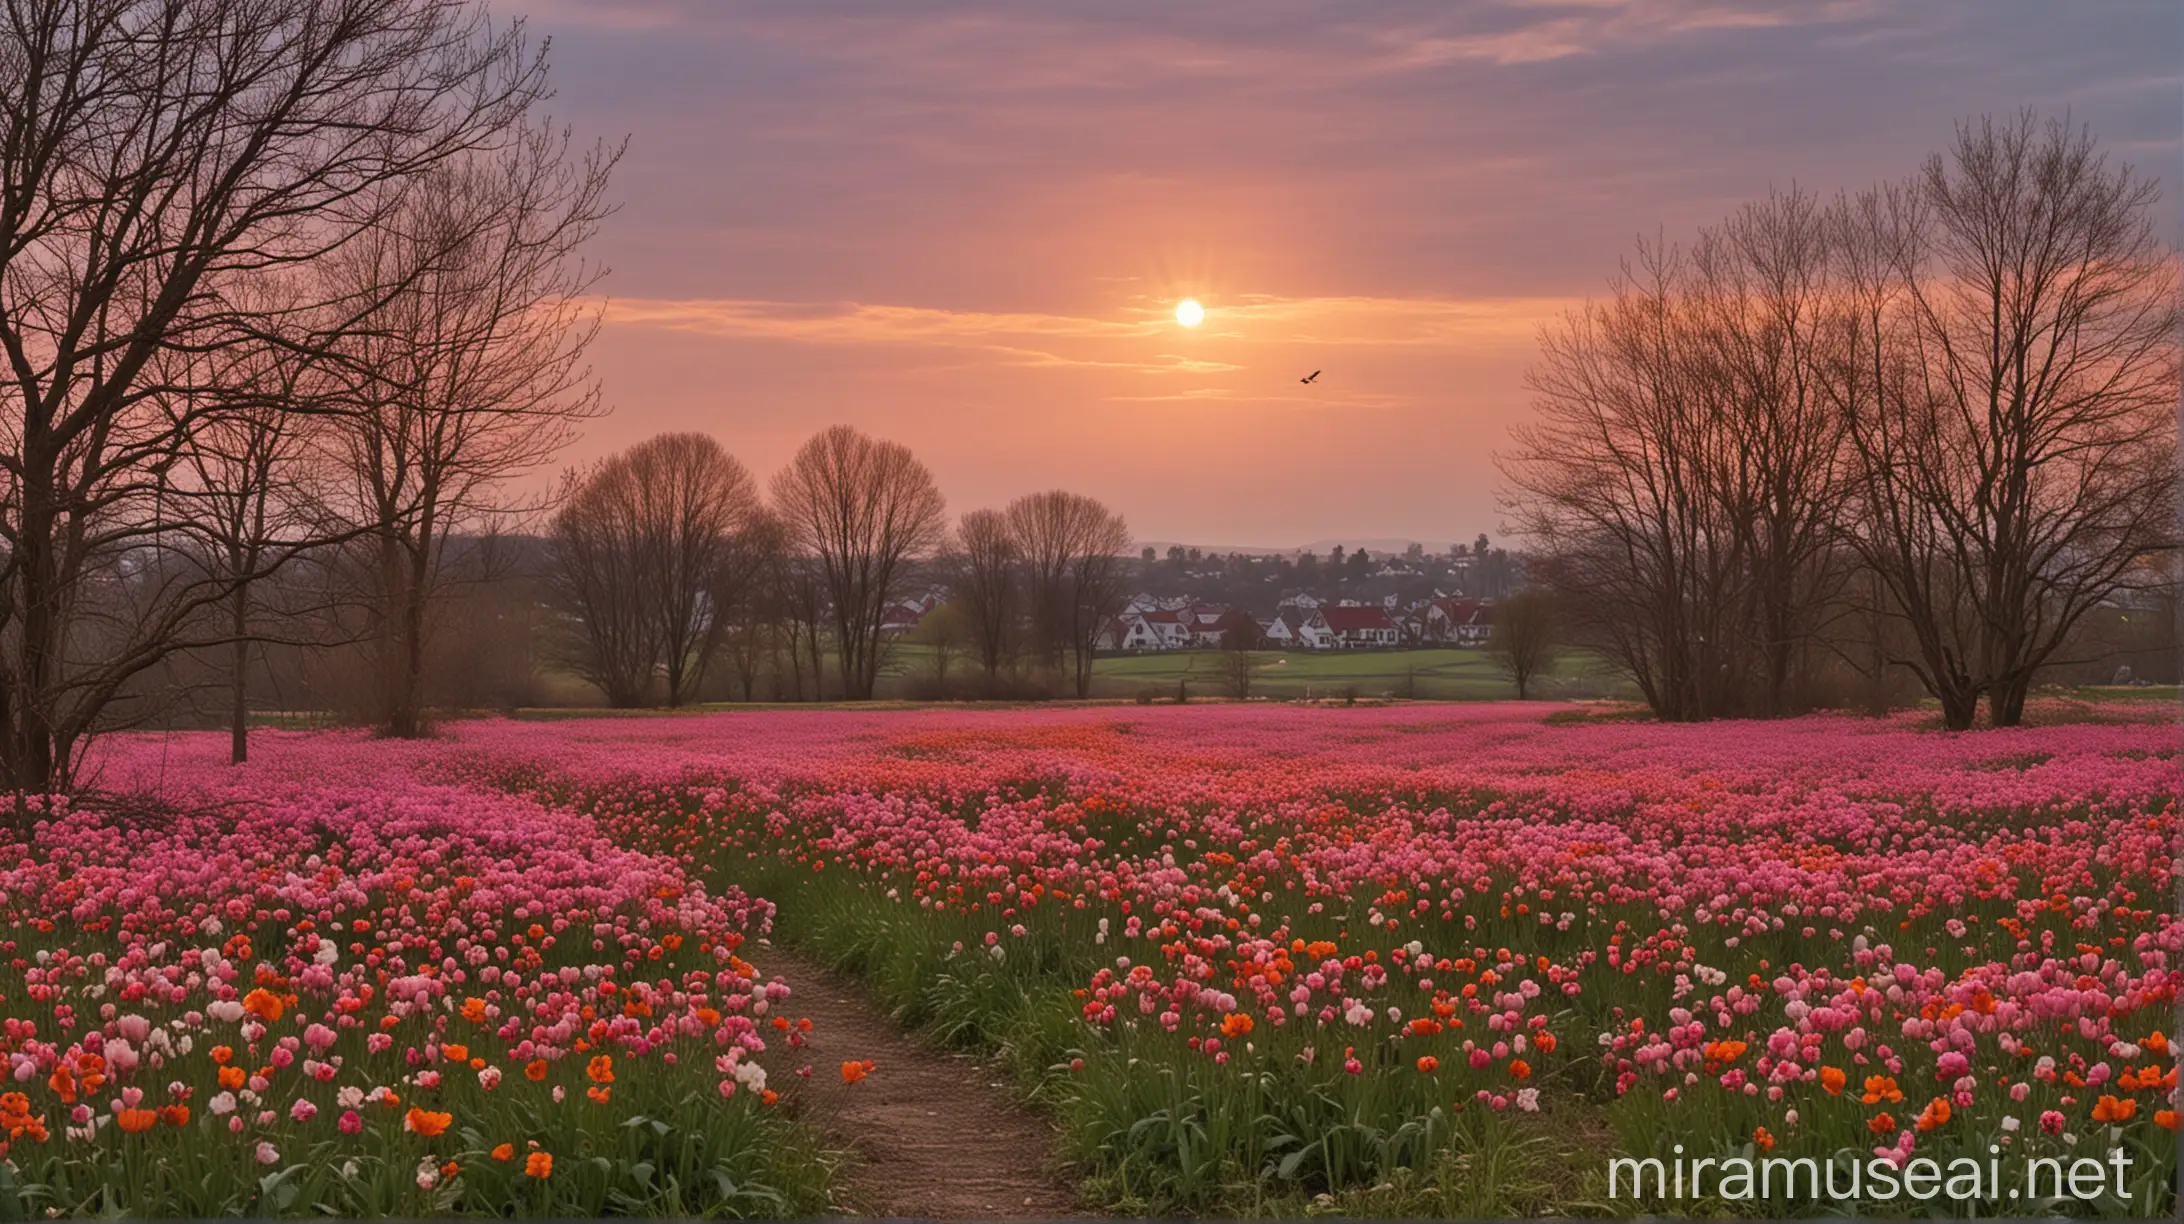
0;0;556;792
1829;114;2178;728
330;119;617;736
1487;589;1560;699
547;458;656;707
1007;491;1131;699
618;434;759;706
915;599;970;691
1502;242;1754;720
1219;633;1258;700
951;508;1019;685
716;509;789;703
766;541;830;702
1690;189;1856;714
769;426;946;701
166;341;348;763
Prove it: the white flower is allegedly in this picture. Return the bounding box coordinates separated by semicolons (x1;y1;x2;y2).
336;1086;365;1110
208;1092;236;1116
2001;1116;2021;1132
1515;1087;1540;1112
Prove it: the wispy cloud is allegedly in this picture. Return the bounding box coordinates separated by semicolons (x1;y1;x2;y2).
603;293;1564;352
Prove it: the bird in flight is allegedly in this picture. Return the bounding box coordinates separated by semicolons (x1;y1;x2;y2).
1300;370;1320;384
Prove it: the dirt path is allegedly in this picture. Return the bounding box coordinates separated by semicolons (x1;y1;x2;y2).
753;943;1087;1219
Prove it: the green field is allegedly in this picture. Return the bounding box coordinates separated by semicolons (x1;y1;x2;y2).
499;646;1627;715
1083;647;1623;701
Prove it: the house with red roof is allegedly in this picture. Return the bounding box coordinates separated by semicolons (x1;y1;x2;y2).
1318;604;1400;649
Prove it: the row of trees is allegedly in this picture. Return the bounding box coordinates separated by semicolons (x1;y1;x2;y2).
0;0;617;791
1502;113;2178;728
546;425;1137;706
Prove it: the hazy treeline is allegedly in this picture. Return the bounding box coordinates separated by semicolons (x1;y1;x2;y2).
1502;114;2178;728
539;425;1134;707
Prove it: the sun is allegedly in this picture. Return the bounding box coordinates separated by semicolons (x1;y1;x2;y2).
1174;298;1205;327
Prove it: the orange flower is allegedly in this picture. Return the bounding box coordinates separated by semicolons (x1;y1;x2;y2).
841;1060;874;1085
460;998;488;1023
1753;1126;1775;1152
1860;1075;1903;1104
46;1066;75;1104
1819;1066;1847;1096
492;1143;516;1161
1702;1039;1748;1063
440;1161;460;1179
1220;1013;1254;1039
115;1108;158;1134
441;1044;469;1063
2091;1095;2136;1123
2143;1031;2169;1055
760;1089;779;1106
695;1008;720;1027
217;1065;246;1091
2154;1110;2180;1131
403;1107;452;1137
586;1054;614;1084
1916;1097;1951;1131
1534;1033;1556;1055
158;1105;190;1127
1508;1059;1531;1080
525;1059;549;1082
242;988;284;1022
586;1085;612;1104
1416;1055;1440;1074
210;1046;234;1065
1868;1112;1897;1135
525;1151;553;1179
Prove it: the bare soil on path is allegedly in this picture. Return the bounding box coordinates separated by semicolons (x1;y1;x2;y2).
754;943;1088;1219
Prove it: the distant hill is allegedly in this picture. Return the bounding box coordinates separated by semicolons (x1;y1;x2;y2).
1138;538;1468;558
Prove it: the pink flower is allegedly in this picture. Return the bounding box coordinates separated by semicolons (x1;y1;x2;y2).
337;1110;363;1136
290;1098;317;1123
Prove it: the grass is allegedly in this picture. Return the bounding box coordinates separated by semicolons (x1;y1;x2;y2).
487;646;1628;720
1086;647;1626;702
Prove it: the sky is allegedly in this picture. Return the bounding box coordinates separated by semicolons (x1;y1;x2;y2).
514;0;2181;551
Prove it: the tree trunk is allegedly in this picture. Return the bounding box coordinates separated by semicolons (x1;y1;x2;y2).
1987;675;2031;728
230;583;250;765
1937;685;1980;732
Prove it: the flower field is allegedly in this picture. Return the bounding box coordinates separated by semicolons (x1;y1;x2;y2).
3;701;2177;1216
0;742;830;1216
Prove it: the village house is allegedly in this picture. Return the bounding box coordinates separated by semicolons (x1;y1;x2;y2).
1410;597;1496;646
1319;604;1401;648
1277;607;1335;650
1096;613;1164;651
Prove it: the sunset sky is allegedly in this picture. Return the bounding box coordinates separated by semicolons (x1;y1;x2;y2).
520;0;2179;550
